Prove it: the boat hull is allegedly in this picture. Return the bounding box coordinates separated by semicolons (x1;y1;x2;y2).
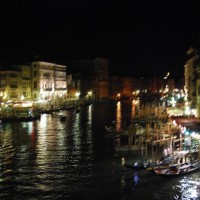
153;160;200;176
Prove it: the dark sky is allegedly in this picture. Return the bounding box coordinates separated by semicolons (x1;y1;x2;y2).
1;0;200;78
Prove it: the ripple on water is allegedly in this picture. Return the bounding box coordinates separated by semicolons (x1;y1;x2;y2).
1;104;200;199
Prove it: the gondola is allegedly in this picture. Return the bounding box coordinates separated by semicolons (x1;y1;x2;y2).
124;161;145;170
153;160;200;176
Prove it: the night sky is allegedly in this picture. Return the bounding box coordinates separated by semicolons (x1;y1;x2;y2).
1;0;200;78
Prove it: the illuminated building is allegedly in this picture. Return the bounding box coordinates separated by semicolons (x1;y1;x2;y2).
68;58;109;101
184;46;200;117
0;65;32;101
0;61;67;109
31;61;67;108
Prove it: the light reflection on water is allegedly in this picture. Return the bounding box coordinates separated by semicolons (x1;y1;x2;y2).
179;176;200;199
131;100;136;121
116;101;122;132
0;102;200;199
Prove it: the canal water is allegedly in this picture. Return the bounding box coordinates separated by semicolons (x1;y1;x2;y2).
1;101;200;200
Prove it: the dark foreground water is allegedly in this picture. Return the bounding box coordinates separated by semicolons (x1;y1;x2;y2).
1;101;200;200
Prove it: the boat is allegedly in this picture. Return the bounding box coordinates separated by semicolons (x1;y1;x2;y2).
145;160;183;171
144;149;195;171
124;161;145;170
144;162;162;171
0;106;41;122
0;113;41;122
153;160;200;176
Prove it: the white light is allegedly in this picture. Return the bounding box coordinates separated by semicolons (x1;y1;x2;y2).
22;102;33;107
185;106;190;115
75;92;80;97
88;91;92;95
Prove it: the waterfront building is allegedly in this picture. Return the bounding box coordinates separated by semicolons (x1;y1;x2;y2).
150;77;162;93
68;57;109;101
66;73;81;103
109;76;122;100
0;65;34;119
108;75;176;102
0;61;68;111
184;46;200;117
120;77;134;99
31;61;67;109
0;65;31;102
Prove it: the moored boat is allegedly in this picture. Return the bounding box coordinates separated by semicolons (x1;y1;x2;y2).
124;161;145;170
0;114;41;122
153;160;200;176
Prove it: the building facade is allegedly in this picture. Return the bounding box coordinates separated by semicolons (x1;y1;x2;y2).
0;65;32;102
69;57;109;101
0;61;68;110
184;46;200;117
31;61;67;108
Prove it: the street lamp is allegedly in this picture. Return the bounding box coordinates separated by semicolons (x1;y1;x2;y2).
87;91;92;96
75;91;80;99
117;93;121;101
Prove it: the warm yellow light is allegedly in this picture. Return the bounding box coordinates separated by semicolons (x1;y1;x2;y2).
88;91;92;95
135;90;140;95
22;102;33;107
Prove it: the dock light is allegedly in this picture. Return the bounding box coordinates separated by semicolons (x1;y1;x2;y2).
75;92;80;97
87;91;92;95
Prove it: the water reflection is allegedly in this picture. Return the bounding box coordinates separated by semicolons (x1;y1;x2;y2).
133;172;139;185
72;111;81;148
87;104;92;128
115;100;137;131
116;101;122;132
86;105;93;148
1;103;200;199
131;100;136;121
179;177;200;199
